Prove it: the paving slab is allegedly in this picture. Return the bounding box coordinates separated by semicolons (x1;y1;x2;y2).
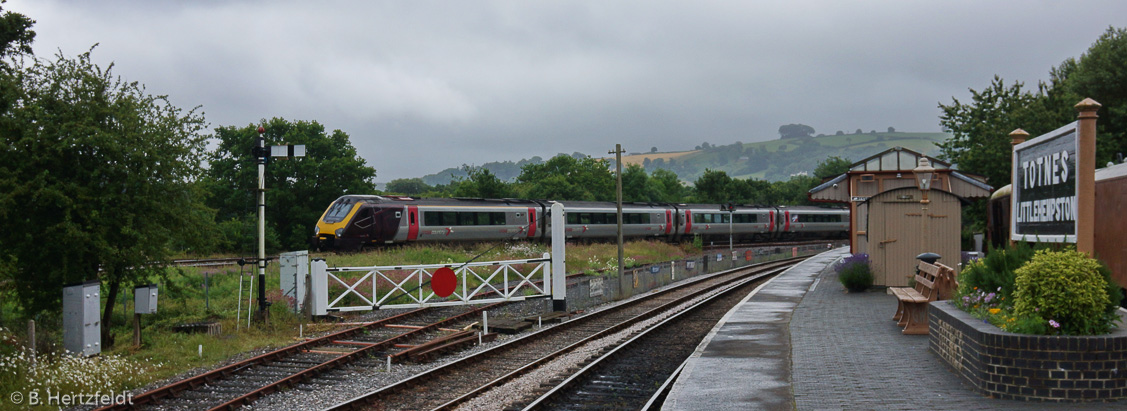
664;248;1122;410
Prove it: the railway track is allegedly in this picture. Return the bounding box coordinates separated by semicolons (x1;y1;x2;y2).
327;257;802;411
97;304;506;411
511;258;775;410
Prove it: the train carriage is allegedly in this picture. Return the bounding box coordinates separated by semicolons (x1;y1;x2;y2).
397;198;541;243
552;201;674;241
776;206;850;241
675;204;775;244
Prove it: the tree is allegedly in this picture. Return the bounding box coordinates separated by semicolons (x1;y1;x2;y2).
621;164;650;202
1067;27;1127;165
778;123;815;139
692;169;734;203
0;48;211;347
648;169;686;202
650;146;658;153
887;126;896;133
937;76;1065;189
452;166;511;198
516;154;614;201
386;178;431;195
768;175;821;205
205;118;377;251
814;156;853;179
0;3;34;65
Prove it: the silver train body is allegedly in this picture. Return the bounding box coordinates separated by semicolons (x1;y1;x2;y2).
312;196;849;250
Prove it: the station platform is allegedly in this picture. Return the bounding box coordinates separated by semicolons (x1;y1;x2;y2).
663;248;1119;410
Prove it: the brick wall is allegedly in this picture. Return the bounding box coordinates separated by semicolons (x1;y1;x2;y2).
929;301;1127;401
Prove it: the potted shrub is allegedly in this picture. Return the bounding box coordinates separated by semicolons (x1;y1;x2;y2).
835;253;872;292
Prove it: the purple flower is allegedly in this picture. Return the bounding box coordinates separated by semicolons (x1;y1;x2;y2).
1049;319;1060;329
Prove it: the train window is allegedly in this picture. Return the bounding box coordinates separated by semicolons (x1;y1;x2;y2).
793;214;842;223
324;199;354;223
422;211;510;226
733;214;758;224
567;213;579;225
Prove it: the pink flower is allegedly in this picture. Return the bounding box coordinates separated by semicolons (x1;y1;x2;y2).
1049;319;1060;329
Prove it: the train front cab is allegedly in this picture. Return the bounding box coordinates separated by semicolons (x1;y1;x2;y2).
312;195;405;251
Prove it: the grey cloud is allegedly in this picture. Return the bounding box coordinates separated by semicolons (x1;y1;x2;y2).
8;0;1127;181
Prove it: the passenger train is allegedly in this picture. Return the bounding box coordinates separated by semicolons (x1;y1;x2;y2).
312;195;849;251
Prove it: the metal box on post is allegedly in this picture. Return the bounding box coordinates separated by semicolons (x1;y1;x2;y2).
63;280;101;357
279;250;310;312
134;284;158;314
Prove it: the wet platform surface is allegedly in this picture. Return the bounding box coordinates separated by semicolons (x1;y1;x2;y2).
663;248;1120;410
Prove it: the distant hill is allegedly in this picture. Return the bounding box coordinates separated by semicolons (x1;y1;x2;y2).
620;131;950;182
417;132;949;185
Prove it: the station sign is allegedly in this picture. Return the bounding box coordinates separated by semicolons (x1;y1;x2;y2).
1011;122;1078;243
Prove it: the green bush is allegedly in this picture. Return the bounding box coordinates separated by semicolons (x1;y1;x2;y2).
1012;249;1120;335
836;253;873;292
957;241;1042;303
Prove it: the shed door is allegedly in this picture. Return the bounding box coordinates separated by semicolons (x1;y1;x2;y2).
878;200;924;287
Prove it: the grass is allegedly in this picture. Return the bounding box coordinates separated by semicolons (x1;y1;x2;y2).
0;240;699;407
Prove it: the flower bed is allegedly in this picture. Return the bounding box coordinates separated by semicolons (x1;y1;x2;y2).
929;301;1127;401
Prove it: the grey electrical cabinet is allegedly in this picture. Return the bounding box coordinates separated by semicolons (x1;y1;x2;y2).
279;250;309;312
134;284;158;314
63;280;101;357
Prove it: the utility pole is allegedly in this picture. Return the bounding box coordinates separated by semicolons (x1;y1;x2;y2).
609;144;625;281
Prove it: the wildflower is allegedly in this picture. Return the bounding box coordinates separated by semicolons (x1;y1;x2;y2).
1049;319;1060;328
988;308;1001;315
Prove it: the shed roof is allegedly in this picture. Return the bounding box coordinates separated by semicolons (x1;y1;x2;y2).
808;146;992;200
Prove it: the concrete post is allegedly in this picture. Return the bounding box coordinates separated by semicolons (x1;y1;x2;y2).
550;202;567;311
311;259;329;316
1075;98;1100;255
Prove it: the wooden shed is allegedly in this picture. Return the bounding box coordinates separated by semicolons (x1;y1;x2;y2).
808;147;993;287
860;188;965;287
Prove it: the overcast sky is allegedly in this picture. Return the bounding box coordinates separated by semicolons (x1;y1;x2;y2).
7;1;1126;182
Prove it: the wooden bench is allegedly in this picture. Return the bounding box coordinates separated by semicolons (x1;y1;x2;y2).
934;262;958;301
890;261;943;335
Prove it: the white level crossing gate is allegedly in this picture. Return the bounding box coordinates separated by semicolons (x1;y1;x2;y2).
311;203;568;314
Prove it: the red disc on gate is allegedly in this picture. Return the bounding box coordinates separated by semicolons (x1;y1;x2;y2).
432;267;456;298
